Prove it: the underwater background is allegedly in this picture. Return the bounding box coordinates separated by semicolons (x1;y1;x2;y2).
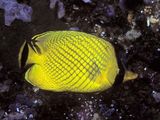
0;0;160;120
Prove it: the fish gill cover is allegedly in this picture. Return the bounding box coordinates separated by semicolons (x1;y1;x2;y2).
0;0;160;120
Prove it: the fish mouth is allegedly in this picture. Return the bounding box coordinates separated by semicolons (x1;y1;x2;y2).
21;63;35;75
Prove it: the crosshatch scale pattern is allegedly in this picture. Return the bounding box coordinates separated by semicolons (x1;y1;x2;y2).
33;31;117;92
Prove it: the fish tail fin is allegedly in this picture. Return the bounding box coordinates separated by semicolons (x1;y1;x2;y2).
123;70;138;82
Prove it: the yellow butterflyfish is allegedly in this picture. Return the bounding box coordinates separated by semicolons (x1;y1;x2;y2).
18;31;137;93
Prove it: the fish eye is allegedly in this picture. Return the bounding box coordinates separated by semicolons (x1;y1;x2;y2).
20;41;29;69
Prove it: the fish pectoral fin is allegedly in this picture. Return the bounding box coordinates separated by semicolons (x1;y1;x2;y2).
123;70;138;82
25;64;64;92
25;64;46;89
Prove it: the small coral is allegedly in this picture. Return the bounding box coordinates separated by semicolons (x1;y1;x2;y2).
0;80;11;93
152;91;160;103
49;0;65;19
82;0;92;3
105;5;115;17
125;29;142;40
0;0;32;26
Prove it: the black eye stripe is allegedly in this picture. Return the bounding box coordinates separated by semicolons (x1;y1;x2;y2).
32;43;41;54
27;41;37;53
21;42;29;69
28;39;41;54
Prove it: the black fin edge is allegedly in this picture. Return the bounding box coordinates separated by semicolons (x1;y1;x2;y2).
21;41;29;69
112;43;125;86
